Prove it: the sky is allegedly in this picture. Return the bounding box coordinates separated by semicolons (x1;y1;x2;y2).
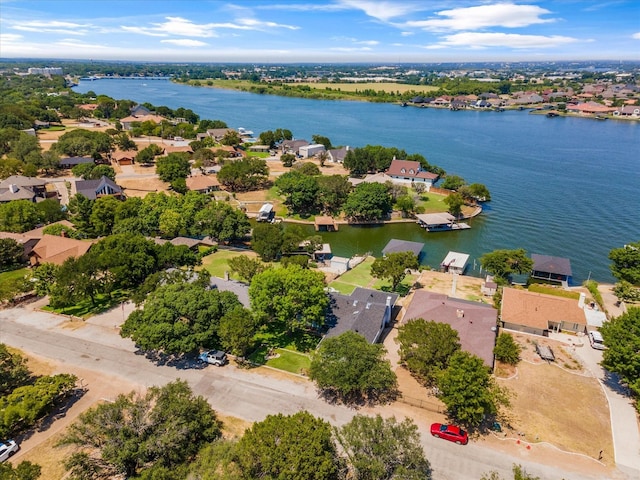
1;0;639;63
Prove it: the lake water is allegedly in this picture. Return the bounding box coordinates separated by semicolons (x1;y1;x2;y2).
75;79;640;283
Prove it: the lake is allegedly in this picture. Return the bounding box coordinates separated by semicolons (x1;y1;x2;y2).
74;79;640;283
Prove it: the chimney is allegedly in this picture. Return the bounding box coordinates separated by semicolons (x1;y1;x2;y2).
578;292;586;309
456;309;465;318
9;184;18;193
386;296;392;307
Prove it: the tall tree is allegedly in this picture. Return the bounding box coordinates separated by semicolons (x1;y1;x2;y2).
600;307;640;408
156;153;190;184
251;222;284;262
437;351;510;428
397;319;461;386
0;344;31;396
479;248;533;284
227;255;266;283
335;414;431;480
0;200;40;233
218;306;259;357
249;265;328;330
217;158;269;192
370;251;419;291
0;238;24;270
343;182;393;222
609;241;640;285
493;332;522;365
61;381;221;479
234;411;339;480
309;331;397;404
444;192;464;218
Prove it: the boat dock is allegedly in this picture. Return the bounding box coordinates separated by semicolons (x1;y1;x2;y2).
415;213;470;232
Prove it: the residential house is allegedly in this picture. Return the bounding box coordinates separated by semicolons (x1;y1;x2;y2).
206;128;235;142
130;104;152;116
0;220;76;260
298;144;326;158
381;239;424;260
59;156;94;169
73;176;123;200
403;290;498;368
500;287;588;336
0;176;47;203
29;234;94;266
281;139;309;155
325;287;398;344
440;251;470;275
119;114;166;131
185;175;221;194
386;159;439;188
531;254;572;286
210;276;250;308
613;105;640;117
327;146;349;163
111;150;137;166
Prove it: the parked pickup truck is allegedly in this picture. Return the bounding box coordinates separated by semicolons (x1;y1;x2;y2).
199;350;228;367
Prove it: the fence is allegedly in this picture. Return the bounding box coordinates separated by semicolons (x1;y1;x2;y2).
397;394;444;413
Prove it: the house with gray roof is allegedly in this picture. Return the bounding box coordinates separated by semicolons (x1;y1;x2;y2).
531;254;572;286
328;146;349;163
210;276;250;308
382;239;424;260
73;176;123;200
59;156;94;169
325;287;398;344
0;176;47;203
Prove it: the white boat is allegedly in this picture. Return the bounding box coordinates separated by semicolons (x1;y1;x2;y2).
237;127;254;136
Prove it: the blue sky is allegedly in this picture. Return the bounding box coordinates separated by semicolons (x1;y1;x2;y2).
1;0;639;62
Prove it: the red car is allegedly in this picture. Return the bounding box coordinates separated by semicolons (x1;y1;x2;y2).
430;423;469;445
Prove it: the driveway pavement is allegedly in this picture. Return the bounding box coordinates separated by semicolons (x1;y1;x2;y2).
0;305;633;480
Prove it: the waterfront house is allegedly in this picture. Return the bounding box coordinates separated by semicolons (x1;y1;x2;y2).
441;251;470;275
613;105;640;117
416;213;470;232
281;139;309;155
73;176;123;200
185;175;221;194
500;288;587;336
206;128;235;142
531;254;572;287
386;159;439;188
325;287;398;344
382;239;424;260
328;146;349;163
29;234;94;266
403;290;497;368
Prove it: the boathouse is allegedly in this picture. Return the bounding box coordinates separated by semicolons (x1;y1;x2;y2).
382;239;424;260
531;254;572;287
416;213;470;232
441;251;470;275
315;216;338;231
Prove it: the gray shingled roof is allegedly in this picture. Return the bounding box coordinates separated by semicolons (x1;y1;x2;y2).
210;277;250;308
75;176;122;200
382;239;424;258
531;254;572;277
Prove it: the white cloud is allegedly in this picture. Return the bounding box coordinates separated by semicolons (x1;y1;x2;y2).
55;39;108;49
330;46;373;52
160;39;208;47
235;18;299;30
436;32;577;49
0;33;22;43
12;20;91;35
633;32;640;39
400;31;414;37
406;3;555;31
120;26;167;37
336;0;424;21
154;17;218;38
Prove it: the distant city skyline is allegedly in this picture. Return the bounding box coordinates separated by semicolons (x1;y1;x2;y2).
1;0;639;63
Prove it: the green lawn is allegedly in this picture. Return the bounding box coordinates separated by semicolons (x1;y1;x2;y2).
42;290;129;319
248;322;318;374
528;283;581;300
0;267;30;283
328;256;417;296
199;249;260;279
416;192;449;213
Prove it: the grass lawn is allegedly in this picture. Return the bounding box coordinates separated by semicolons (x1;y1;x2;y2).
42;290;129;319
0;267;30;283
328;256;417;296
248;323;318;374
249;347;311;375
199;249;260;279
528;283;580;300
416;192;450;213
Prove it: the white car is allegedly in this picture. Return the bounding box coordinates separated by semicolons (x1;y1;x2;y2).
198;350;228;366
0;439;19;462
588;331;606;350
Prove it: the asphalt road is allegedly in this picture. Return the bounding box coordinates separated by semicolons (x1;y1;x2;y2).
0;307;631;480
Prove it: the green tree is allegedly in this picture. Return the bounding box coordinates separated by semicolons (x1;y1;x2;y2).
600;307;640;408
0;200;40;232
469;183;491;202
441;175;466;190
115;132;137;151
89;195;120;236
49;253;105;308
311;135;333;150
35;199;66;224
249;265;328;330
61;380;221;479
227;255;266;283
335;414;431;480
309;331;397;404
251;222;284;262
120;282;242;354
0;238;24;270
220;130;242;146
217;158;269;192
218;306;259;357
275;170;320;215
31;263;59;297
493;333;521;365
281;153;296;167
234;411;339;480
343;182;393;221
479;249;533;284
0;461;42;480
444;192;464;218
135;144;163;165
0;344;31;396
481;464;541;480
609;241;640;285
193;201;250;244
397;319;461;386
395;194;416;217
370;251;419;291
156;153;190;184
317;175;351;214
437;351;509;428
613;280;640;303
294;161;321;176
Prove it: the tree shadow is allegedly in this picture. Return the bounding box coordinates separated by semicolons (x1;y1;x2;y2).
134;348;205;370
602;369;633;397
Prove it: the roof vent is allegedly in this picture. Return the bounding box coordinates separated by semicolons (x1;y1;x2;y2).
366;302;371;310
456;309;465;318
9;184;19;193
353;300;358;307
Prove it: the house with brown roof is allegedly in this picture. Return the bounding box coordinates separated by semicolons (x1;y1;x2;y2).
206;128;235;142
29;234;94;266
111;150;137;166
403;290;498;368
120;114;166;131
500;287;587;336
185;175;221;193
386;159;439;188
